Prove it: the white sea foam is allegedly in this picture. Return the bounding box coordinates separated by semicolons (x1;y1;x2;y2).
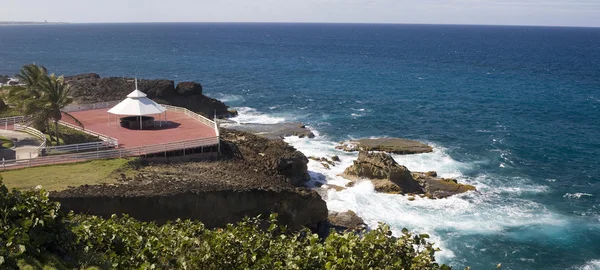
211;93;244;103
235;108;567;264
227;107;286;124
284;134;564;264
575;259;600;270
564;193;593;199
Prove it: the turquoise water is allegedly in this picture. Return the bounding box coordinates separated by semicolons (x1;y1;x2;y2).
1;23;599;269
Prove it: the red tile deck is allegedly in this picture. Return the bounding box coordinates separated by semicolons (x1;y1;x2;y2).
65;109;217;148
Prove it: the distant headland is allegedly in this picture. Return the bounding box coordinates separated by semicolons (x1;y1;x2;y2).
0;21;69;26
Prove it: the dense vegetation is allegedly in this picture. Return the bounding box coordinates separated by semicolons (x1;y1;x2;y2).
0;181;450;269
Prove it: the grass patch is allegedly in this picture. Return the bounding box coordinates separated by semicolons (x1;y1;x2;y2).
0;135;14;148
0;158;141;191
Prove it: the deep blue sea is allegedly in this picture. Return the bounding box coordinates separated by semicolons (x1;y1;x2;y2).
1;23;599;269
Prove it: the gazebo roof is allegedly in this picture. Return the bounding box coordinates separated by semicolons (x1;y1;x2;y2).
107;79;166;116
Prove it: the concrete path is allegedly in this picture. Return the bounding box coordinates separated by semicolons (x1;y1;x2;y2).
0;129;41;159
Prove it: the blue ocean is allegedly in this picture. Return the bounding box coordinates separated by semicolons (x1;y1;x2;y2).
1;23;599;269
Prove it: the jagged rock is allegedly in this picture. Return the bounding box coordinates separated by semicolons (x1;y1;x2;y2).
331;155;341;162
220;128;310;187
336;138;433;155
372;179;403;194
342;152;476;198
328;210;367;232
320;157;335;166
425;171;437;177
345;181;355;188
321;163;331;170
175;81;203;96
412;172;476;199
341;151;423;194
327;184;345;191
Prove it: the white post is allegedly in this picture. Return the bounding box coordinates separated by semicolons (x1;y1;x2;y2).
2;158;4;170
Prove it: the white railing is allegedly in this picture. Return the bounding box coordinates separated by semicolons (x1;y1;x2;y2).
44;141;116;155
63;100;121;113
0;136;219;170
14;124;47;154
160;104;216;128
0;116;25;129
58;120;119;146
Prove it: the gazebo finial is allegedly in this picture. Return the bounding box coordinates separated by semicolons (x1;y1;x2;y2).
135;78;138;90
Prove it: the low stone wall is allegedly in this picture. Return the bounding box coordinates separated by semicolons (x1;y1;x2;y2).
53;189;328;231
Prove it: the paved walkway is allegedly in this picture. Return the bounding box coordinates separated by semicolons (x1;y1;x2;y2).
64;109;217;148
0;129;40;159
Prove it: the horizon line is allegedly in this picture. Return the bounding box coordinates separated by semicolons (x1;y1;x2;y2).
2;21;599;29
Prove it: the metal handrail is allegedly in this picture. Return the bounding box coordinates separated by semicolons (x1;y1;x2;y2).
0;136;219;170
14;124;47;154
160;104;216;128
0;116;26;129
58;120;119;146
44;141;115;154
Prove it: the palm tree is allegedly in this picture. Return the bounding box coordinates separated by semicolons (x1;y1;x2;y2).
14;63;47;97
7;64;50;131
8;64;82;146
36;74;83;146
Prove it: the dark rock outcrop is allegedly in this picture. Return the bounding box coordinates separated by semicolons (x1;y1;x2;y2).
342;151;423;194
341;151;476;198
412;172;476;199
220;128;310;187
328;210;367;232
175;81;202;96
65;73;234;118
336;138;433;155
0;75;10;84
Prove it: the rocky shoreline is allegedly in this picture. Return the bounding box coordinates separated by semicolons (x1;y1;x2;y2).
43;73;476;233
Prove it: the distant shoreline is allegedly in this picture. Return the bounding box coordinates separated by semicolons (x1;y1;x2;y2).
0;22;69;26
0;21;598;29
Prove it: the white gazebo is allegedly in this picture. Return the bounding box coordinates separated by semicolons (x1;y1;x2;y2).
107;79;167;129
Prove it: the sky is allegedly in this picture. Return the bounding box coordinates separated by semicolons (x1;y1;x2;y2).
1;0;599;27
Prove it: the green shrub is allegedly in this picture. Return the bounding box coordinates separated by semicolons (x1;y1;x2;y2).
0;181;450;269
0;181;75;268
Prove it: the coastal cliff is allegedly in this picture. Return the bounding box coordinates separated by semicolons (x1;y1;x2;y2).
50;128;324;230
51;185;326;231
65;73;234;118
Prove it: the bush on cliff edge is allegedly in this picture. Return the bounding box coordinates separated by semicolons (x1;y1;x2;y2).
0;181;450;269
